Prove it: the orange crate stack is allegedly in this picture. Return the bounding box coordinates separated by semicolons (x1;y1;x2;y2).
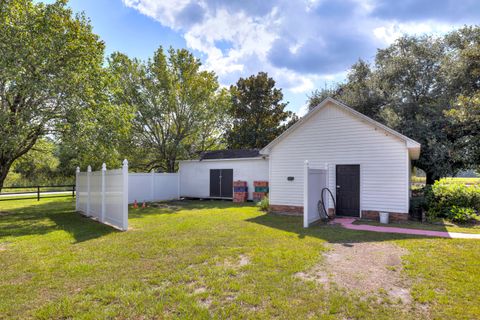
233;180;248;203
233;180;247;187
253;181;268;187
253;181;269;201
252;192;266;201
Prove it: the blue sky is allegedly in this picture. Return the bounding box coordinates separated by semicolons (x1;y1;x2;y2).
40;0;480;115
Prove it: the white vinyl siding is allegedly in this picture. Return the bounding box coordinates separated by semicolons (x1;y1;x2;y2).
269;102;409;213
179;158;269;200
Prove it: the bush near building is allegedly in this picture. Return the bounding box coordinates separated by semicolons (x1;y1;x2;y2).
425;180;480;223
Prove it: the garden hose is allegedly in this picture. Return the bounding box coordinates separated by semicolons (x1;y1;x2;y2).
318;187;336;221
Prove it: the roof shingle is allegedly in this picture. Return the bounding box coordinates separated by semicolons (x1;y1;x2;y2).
199;149;261;160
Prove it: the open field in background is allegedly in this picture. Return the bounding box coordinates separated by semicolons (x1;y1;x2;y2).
0;187;74;194
411;177;480;185
0;199;479;319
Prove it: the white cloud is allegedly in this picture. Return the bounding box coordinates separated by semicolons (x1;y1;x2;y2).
122;0;479;113
123;0;191;28
184;8;278;77
373;21;458;45
297;103;310;117
122;0;321;95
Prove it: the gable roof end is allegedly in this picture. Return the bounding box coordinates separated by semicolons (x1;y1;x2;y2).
260;97;421;159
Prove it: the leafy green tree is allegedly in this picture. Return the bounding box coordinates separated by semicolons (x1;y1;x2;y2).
308;60;384;119
443;27;480;170
372;35;458;184
4;138;62;186
307;27;480;184
226;72;296;149
108;47;229;172
57;72;134;173
0;0;105;191
446;93;480;169
307;87;338;111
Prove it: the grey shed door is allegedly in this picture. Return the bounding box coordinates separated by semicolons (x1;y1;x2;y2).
336;165;360;217
210;169;221;197
209;169;233;198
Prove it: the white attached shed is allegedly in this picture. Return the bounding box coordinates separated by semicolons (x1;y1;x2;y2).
178;150;269;200
260;98;421;224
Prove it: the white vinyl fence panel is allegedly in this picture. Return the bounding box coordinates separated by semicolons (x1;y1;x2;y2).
105;168;128;229
75;161;129;231
90;171;102;220
76;173;88;212
303;161;328;228
128;172;179;203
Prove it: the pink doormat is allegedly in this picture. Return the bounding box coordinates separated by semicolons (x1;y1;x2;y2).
330;218;480;239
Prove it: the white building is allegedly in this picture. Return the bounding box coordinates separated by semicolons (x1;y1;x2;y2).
260;98;420;221
178;150;269;201
178;98;421;222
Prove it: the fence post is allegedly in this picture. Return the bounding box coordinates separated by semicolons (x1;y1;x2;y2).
87;165;91;216
101;163;106;222
177;168;181;200
75;167;80;211
303;160;309;228
122;159;129;231
150;169;155;202
37;186;40;201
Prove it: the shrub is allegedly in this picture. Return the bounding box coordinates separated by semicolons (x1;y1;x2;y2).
425;180;480;222
257;196;269;212
409;194;427;220
449;206;478;223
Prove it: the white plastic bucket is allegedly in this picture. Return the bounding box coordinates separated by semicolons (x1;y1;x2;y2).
379;212;389;224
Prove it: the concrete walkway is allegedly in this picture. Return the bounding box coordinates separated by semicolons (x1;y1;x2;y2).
331;217;480;239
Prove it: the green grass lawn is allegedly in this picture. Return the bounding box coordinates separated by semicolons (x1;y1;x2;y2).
1;199;479;319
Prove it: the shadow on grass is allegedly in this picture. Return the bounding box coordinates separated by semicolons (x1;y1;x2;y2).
247;213;436;243
0;199;116;243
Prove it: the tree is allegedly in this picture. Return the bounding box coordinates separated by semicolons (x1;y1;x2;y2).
57;71;134;173
6;138;60;186
0;0;105;191
373;35;457;184
307;27;480;184
443;27;480;170
307;61;383;119
446;93;480;168
226;72;296;149
307;87;338;112
108;47;229;172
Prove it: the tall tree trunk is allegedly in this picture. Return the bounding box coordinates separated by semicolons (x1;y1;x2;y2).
167;158;176;173
425;172;436;185
0;162;13;194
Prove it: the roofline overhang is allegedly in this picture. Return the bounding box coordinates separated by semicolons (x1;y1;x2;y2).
177;156;268;163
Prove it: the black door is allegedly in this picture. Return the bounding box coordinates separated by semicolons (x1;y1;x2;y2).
210;169;221;197
209;169;233;198
220;169;233;198
336;165;360;217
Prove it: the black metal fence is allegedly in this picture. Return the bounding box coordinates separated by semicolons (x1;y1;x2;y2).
0;185;75;201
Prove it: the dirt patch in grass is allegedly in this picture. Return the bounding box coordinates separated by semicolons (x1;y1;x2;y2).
221;254;250;269
198;297;212;309
149;202;181;211
296;242;412;304
0;211;11;216
193;287;207;294
0;241;9;251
